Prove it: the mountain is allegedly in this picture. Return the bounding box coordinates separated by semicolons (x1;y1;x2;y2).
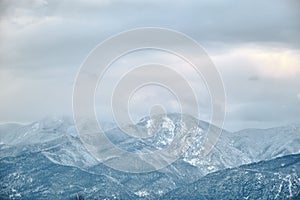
0;116;205;198
0;151;137;199
1;150;299;199
96;113;299;174
226;124;300;162
0;114;299;199
103;113;251;174
0;117;99;168
162;153;300;199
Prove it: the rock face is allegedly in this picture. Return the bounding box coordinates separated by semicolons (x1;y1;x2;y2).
0;114;299;199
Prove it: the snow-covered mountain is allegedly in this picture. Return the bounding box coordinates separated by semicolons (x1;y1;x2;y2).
1;114;299;174
162;153;300;199
0;114;299;199
226;125;300;162
104;113;252;175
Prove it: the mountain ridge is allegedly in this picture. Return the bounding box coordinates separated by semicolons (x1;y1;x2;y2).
162;153;300;199
0;114;299;198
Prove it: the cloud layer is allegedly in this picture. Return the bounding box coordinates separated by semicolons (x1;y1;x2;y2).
0;0;299;131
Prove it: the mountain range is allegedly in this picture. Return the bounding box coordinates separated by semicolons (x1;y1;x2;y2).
0;114;299;199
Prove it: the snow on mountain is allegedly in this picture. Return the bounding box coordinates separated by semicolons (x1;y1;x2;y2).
0;117;73;146
0;117;99;168
0;114;299;199
162;153;300;199
227;124;300;162
0;114;299;174
105;113;251;175
0;151;137;199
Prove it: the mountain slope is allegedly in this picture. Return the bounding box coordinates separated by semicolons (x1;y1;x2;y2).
0;151;137;199
227;124;300;162
162;153;300;199
104;113;251;174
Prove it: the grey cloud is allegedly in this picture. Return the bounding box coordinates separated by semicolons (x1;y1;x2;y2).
1;0;299;72
0;0;299;131
248;75;260;81
220;64;300;130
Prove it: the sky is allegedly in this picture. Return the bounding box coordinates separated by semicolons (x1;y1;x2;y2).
0;0;300;131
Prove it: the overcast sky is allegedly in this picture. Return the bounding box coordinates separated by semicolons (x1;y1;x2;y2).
0;0;300;131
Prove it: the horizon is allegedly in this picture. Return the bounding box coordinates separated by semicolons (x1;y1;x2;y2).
1;113;300;133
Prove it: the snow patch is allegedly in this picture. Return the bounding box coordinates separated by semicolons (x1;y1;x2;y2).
134;190;150;197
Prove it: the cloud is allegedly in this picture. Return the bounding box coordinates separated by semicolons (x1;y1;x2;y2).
1;0;299;72
213;45;300;79
248;75;260;82
94;50;211;123
0;0;299;131
212;46;300;130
